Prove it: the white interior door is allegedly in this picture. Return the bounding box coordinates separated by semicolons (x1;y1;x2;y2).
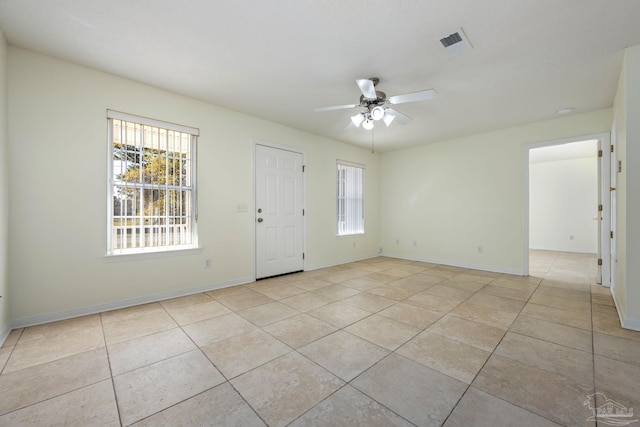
255;145;304;279
610;129;617;289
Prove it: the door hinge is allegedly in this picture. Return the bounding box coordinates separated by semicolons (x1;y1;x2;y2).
302;209;305;216
598;204;603;212
302;165;306;172
302;252;305;260
610;231;614;239
598;149;603;157
598;258;603;266
611;145;614;153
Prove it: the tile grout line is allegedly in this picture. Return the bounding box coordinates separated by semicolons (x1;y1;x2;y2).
350;269;525;423
223;285;395;426
0;328;23;376
286;356;418;427
1;319;122;423
319;263;543;424
100;312;125;427
161;298;270;427
439;252;604;425
589;279;599;427
439;265;547;426
104;301;218;425
500;252;599;426
198;288;399;427
283;265;528;425
250;265;444;426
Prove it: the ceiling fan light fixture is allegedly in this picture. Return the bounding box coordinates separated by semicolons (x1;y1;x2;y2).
383;113;395;126
351;113;365;127
362;118;374;130
316;77;433;130
370;106;385;121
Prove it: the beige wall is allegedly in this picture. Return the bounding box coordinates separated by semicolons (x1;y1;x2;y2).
613;45;640;329
7;47;381;324
0;29;8;340
380;109;612;274
529;155;598;253
6;43;638;331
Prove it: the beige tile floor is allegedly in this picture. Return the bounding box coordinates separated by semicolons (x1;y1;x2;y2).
1;250;639;426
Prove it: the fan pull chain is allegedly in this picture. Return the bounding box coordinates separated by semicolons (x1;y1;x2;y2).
371;128;375;154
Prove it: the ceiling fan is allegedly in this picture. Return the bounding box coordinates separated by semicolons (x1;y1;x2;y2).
314;78;436;130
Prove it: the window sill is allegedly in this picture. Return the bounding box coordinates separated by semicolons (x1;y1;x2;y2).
103;247;202;263
336;233;365;239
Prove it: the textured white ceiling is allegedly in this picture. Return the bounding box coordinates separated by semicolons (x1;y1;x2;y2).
1;0;639;151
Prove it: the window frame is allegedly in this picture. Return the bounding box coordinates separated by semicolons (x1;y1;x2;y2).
106;110;199;256
336;160;365;236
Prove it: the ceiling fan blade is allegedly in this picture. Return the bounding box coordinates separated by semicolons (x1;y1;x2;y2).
356;79;377;99
385;108;412;124
389;89;437;105
314;104;358;112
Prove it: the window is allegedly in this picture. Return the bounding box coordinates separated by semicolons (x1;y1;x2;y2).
107;110;198;255
336;160;364;235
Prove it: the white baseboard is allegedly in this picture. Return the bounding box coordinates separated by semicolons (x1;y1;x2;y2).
6;254;379;331
380;252;524;276
621;315;640;331
611;288;640;332
5;253;523;333
9;277;254;330
0;324;11;347
305;253;381;271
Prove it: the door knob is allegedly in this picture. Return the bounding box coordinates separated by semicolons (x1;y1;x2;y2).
257;218;263;223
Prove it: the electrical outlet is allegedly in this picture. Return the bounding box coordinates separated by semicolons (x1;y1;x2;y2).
412;240;417;247
396;239;400;245
477;245;484;254
204;258;212;269
569;235;575;241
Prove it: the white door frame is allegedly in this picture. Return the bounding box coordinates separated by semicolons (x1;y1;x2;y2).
523;132;610;277
252;139;307;280
600;135;612;286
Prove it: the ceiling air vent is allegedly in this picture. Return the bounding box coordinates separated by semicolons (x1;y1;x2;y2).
438;28;473;57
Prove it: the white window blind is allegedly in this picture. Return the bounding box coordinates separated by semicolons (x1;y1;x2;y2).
336;160;364;236
107;110;198;255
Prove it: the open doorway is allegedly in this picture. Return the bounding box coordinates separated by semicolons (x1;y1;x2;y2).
526;136;606;282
